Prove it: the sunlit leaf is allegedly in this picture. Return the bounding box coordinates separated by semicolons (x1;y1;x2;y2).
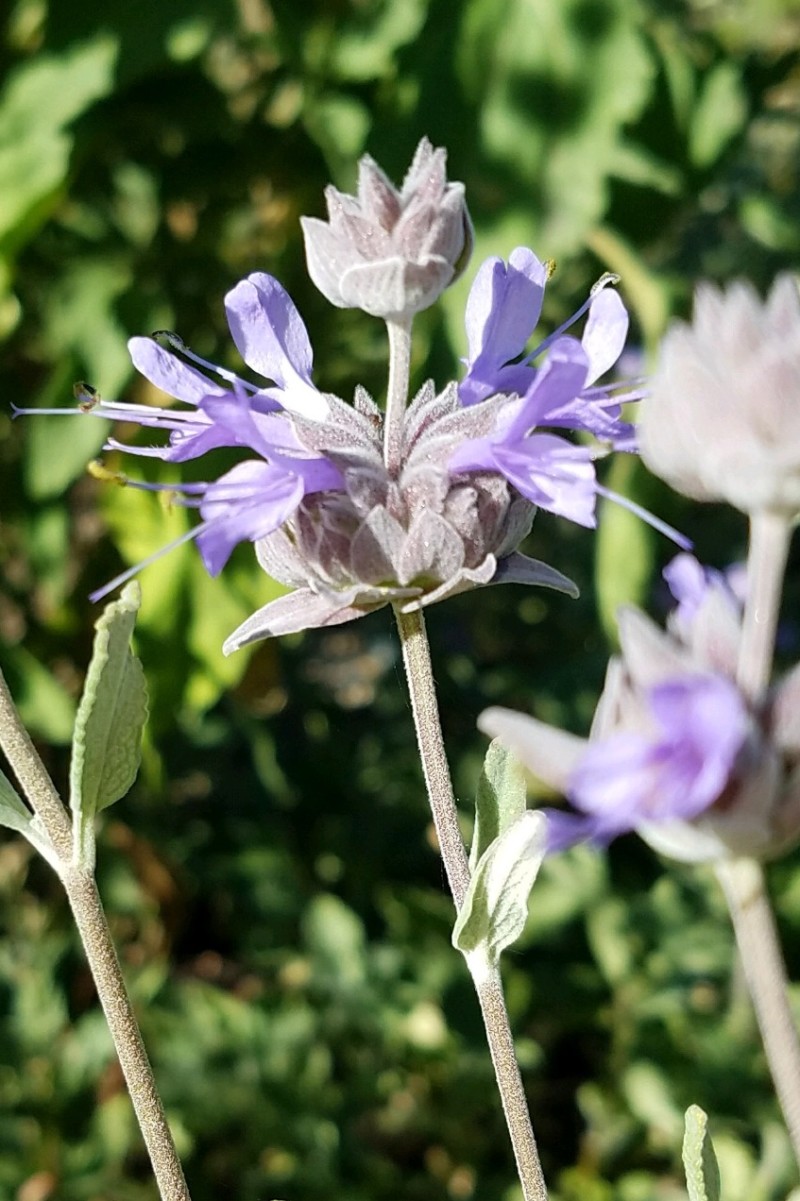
69;582;148;866
469;738;527;871
453;810;547;963
683;1105;722;1201
0;35;117;250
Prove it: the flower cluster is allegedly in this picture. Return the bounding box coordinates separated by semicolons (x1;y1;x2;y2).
481;554;800;863
17;139;659;647
640;274;800;518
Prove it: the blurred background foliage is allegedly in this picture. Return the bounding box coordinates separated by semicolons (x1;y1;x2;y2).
1;0;800;1197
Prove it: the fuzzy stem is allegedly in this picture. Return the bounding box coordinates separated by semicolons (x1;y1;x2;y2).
716;511;800;1170
736;511;792;702
0;670;191;1201
394;606;548;1201
383;317;413;476
716;858;800;1167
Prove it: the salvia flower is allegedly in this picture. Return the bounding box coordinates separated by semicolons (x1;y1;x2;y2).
640;274;800;517
300;138;473;320
480;554;800;863
17;142;674;644
459;248;639;452
15;274;343;596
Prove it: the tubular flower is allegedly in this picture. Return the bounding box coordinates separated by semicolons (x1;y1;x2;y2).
480;555;800;863
640;274;800;517
458;248;639;450
300;138;473;320
17;142;669;641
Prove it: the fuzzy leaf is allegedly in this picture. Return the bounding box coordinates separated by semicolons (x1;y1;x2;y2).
0;769;35;838
682;1105;721;1201
453;810;547;962
69;582;148;866
470;739;528;871
0;769;60;870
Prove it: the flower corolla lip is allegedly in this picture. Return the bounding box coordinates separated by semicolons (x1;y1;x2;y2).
640;274;800;516
450;336;599;527
300;137;473;320
458;254;638;449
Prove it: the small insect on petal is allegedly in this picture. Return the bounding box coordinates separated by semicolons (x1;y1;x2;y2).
74;381;102;411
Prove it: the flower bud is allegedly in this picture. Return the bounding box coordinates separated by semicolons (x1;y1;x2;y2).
640;275;800;517
300;138;473;321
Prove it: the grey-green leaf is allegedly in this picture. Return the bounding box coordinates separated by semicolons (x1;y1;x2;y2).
682;1105;721;1201
69;582;148;864
0;769;60;870
0;769;36;837
453;810;547;963
470;739;528;872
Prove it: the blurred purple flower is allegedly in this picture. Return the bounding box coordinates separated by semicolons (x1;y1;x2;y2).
545;673;750;851
480;560;800;863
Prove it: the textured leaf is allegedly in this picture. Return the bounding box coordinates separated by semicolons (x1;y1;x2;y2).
683;1105;721;1201
0;770;60;870
0;769;34;838
453;810;547;962
69;582;148;866
470;739;527;871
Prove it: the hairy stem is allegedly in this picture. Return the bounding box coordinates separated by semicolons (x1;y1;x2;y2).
717;512;800;1169
0;670;190;1201
394;605;548;1201
62;867;191;1201
383;317;413;477
737;511;792;702
716;858;800;1167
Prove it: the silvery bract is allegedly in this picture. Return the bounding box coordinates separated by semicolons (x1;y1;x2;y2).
301;138;473;320
480;556;800;863
640;275;800;517
17;141;654;644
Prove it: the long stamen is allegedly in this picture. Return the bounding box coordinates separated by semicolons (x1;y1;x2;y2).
88;523;207;603
528;274;621;365
151;330;260;393
595;483;692;550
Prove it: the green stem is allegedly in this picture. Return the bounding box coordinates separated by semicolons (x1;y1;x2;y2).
394;606;548;1201
0;670;191;1201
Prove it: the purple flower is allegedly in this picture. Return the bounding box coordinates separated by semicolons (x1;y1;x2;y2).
17;142;677;640
458;249;638;449
15;274;344;598
480;574;800;863
545;674;750;851
450;337;597;527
